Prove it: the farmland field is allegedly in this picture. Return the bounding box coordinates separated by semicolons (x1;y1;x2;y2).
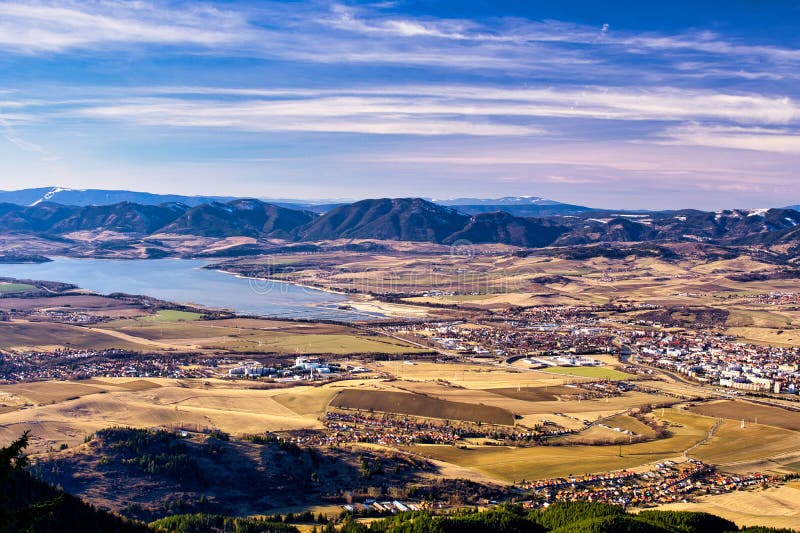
540;366;634;380
727;326;800;346
330;388;516;425
487;385;581;402
0;282;36;293
0;320;152;351
408;409;716;482
142;309;202;322
370;361;570;388
690;420;800;470
3;245;800;529
688;400;800;431
93;317;428;354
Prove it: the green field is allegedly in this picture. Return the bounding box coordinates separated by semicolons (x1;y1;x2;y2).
0;282;36;294
206;333;428;354
143;310;203;322
540;366;633;380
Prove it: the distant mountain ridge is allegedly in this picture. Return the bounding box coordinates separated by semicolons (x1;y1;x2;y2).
434;196;566;206
433;195;590;217
0;187;240;207
0;187;583;215
1;191;800;249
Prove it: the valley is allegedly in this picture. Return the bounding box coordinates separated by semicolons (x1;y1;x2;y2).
1;193;800;531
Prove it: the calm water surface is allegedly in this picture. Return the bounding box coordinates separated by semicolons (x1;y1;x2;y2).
0;258;380;321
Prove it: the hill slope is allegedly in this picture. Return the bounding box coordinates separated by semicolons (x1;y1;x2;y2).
156;199;317;238
444;211;569;247
1;197;800;249
295;198;470;242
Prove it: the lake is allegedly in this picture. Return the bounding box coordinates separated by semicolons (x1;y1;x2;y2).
0;257;381;321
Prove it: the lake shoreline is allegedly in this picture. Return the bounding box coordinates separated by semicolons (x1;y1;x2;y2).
0;257;384;322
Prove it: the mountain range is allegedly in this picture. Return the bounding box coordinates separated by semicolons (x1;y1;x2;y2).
2;194;800;249
0;187;588;216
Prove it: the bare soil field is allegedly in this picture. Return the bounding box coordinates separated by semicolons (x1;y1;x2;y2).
487;385;582;402
330;388;516;425
394;380;673;423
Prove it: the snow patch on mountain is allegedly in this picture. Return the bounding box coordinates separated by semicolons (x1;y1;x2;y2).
30;187;81;206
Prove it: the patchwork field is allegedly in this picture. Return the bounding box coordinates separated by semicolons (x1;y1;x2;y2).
0;312;426;355
96;317;427;354
0;294;145;313
407;408;716;482
212;248;800;314
3;245;800;528
0;320;152;351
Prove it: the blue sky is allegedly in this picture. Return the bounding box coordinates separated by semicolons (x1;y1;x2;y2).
0;0;798;209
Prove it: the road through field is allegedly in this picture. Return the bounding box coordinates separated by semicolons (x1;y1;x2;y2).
83;326;201;350
684;417;724;459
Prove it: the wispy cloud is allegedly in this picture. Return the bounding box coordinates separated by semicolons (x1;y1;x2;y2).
0;0;250;53
0;111;54;158
1;0;797;84
54;84;798;138
660;124;800;154
75;95;542;136
1;1;799;207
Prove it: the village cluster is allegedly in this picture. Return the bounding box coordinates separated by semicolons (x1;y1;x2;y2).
379;304;800;396
0;308;105;325
337;460;785;516
518;460;781;507
628;329;800;394
0;349;218;382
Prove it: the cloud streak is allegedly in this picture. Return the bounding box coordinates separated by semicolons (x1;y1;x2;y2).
50;84;797;139
0;0;250;53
